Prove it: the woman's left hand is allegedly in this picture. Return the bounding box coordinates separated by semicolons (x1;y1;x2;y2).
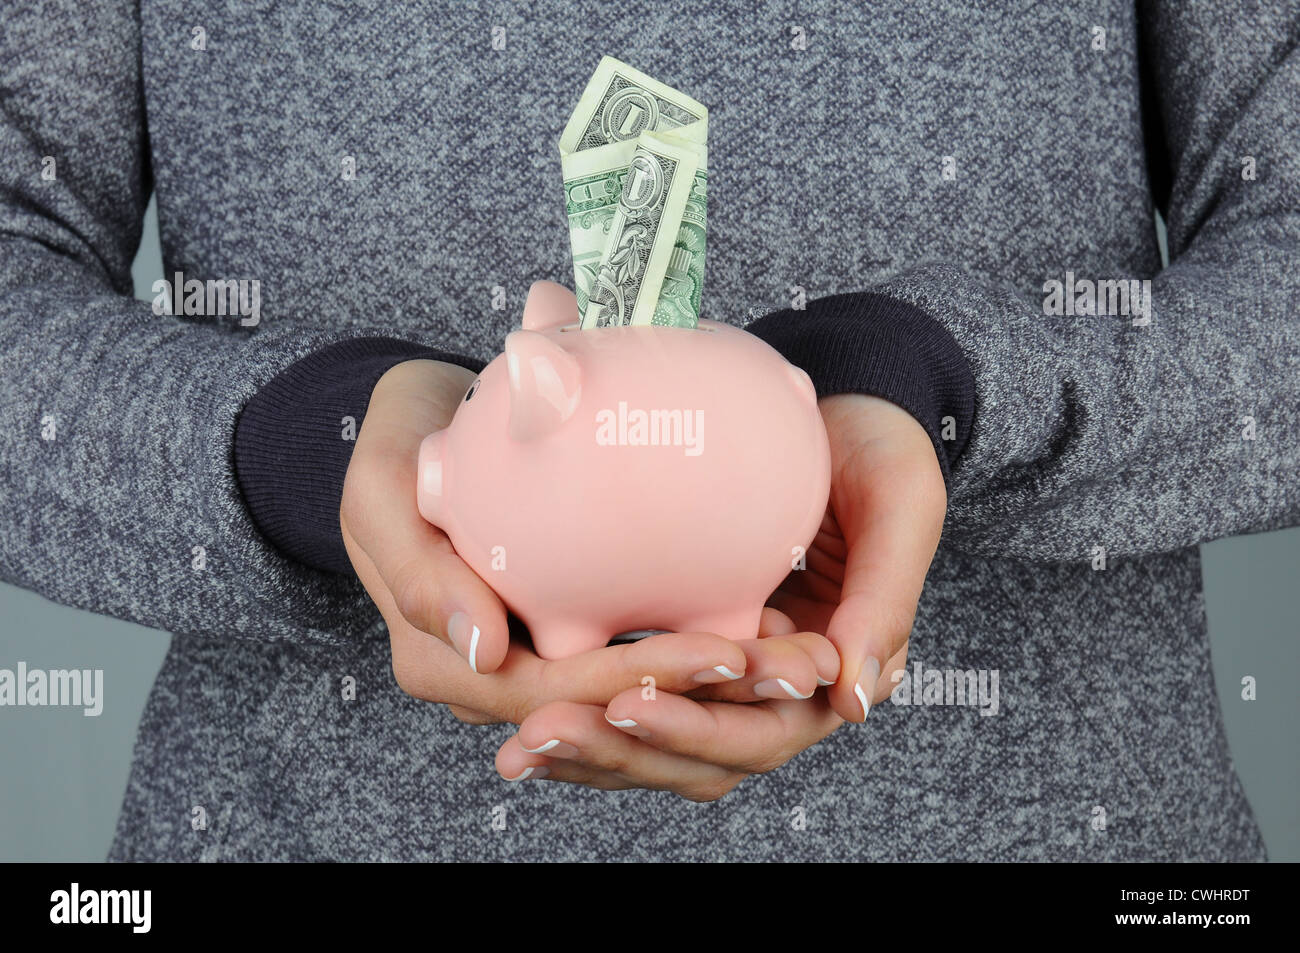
769;393;948;722
493;393;946;799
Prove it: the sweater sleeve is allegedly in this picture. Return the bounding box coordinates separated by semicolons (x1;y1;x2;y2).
0;1;462;647
233;339;484;575
759;2;1299;564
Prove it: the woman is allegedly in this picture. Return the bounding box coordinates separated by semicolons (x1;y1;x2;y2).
1;0;1291;860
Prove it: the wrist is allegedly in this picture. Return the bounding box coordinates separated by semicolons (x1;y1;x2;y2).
748;292;974;486
820;393;947;496
372;359;478;434
235;339;485;575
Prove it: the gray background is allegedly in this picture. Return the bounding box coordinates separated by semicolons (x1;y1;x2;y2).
0;201;1296;861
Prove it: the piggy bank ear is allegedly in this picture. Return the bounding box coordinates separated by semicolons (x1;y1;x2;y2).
522;280;580;331
504;329;581;440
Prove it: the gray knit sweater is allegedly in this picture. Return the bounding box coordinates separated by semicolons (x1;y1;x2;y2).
2;0;1295;861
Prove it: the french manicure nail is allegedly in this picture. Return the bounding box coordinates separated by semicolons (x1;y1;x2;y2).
692;664;744;683
754;677;814;700
604;713;650;737
504;765;549;782
854;657;881;721
817;676;835;687
446;612;481;673
520;738;580;759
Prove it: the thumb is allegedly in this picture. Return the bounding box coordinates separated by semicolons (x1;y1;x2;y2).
343;516;511;675
824;474;943;723
341;430;510;674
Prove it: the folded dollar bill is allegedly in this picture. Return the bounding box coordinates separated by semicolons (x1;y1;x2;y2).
559;57;708;329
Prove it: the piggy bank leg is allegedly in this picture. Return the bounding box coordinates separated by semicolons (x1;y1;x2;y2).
528;621;613;660
674;606;765;643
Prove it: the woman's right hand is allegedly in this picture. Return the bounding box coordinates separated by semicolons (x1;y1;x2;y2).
341;356;513;692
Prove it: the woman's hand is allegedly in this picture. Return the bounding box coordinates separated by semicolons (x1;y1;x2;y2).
340;360;734;716
768;394;948;722
341;358;517;677
494;615;845;800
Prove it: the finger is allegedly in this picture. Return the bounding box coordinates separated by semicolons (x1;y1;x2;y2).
686;634;832;702
774;542;844;602
879;639;909;703
521;631;750;711
781;632;841;686
494;731;569;784
523;280;580;326
499;702;745;802
495;739;632;790
825;470;944;723
340;520;506;676
765;589;834;635
381;620;752;723
603;688;843;774
346;531;491;706
497;731;711;794
805;550;846;590
772;566;840;604
790;511;847;581
757;605;798;637
812;517;847;559
341;454;509;673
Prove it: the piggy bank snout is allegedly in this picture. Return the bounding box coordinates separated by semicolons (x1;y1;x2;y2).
416;430;447;526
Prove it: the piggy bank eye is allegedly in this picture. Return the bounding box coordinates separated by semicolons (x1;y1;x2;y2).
463;379;481;402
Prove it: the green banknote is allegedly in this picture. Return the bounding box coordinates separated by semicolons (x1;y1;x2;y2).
559;57;708;328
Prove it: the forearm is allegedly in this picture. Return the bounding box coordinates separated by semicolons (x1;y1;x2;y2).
0;252;391;644
870;257;1300;561
0;1;386;644
754;2;1300;563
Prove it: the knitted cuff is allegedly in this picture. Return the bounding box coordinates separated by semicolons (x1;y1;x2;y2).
234;337;485;574
747;292;975;483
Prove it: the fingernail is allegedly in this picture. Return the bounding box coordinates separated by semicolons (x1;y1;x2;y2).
854;657;881;721
754;677;814;700
817;676;835;687
692;664;744;683
520;738;580;759
446;612;481;674
504;765;549;782
604;713;650;737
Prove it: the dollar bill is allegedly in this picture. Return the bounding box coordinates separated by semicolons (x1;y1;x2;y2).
562;140;637;320
559;57;708;328
559;56;707;155
650;165;706;327
580;130;702;328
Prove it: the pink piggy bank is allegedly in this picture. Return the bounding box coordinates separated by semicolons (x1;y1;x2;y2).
416;281;831;659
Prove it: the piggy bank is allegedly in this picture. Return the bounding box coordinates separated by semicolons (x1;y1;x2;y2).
416;281;831;659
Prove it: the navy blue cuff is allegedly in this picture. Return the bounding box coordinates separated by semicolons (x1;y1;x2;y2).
234;338;486;575
747;293;975;484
